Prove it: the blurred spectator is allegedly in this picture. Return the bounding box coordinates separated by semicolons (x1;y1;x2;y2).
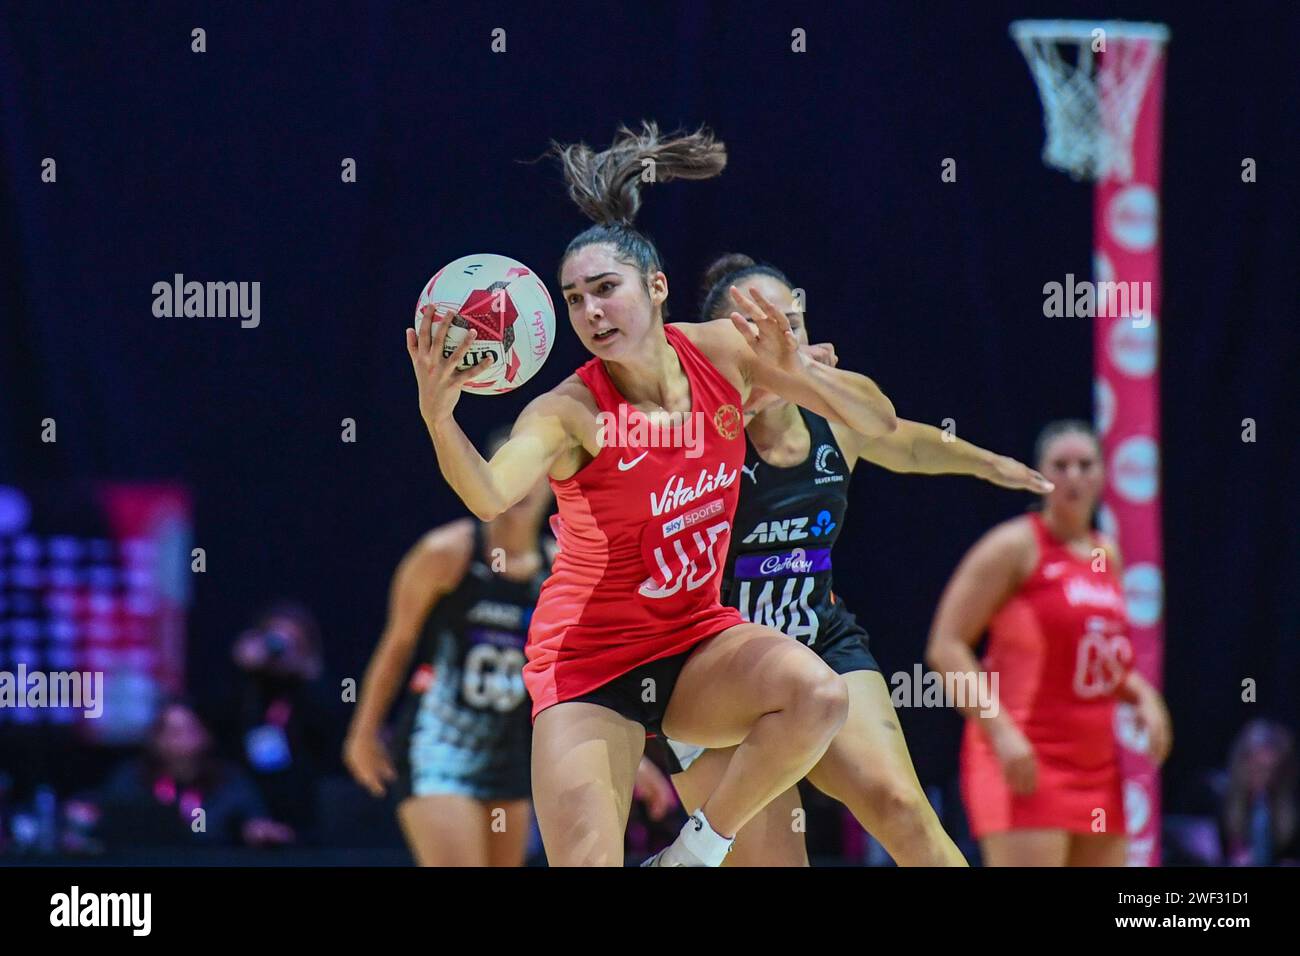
228;600;339;840
95;699;293;848
1220;719;1298;865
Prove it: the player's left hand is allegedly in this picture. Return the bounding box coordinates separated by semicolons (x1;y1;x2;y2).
729;285;803;378
985;455;1055;495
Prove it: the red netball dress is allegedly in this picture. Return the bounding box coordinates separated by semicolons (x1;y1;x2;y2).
524;325;747;717
960;511;1134;838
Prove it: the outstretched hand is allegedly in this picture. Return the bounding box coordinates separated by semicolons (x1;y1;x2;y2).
986;455;1054;494
728;285;803;378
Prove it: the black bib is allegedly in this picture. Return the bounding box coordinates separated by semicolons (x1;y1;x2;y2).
722;407;854;647
412;523;546;713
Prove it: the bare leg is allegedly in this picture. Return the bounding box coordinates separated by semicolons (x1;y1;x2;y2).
662;623;849;838
483;798;533;867
670;746;809;866
397;794;489;866
530;702;644;866
980;828;1071;866
1068;832;1127;866
805;671;967;865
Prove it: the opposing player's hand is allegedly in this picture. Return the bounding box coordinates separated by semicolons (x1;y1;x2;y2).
985;455;1055;495
744;342;838;424
729;285;802;378
1135;690;1172;765
344;729;398;798
805;341;839;369
406;306;488;427
633;756;677;821
990;720;1038;795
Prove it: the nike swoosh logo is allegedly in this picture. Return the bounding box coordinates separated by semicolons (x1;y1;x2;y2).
617;452;649;471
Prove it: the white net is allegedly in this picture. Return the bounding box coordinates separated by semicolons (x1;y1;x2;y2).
1011;21;1169;182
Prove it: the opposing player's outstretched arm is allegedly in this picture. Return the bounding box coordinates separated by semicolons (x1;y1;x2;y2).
407;307;580;520
744;340;1051;493
849;421;1054;494
344;522;472;795
721;287;898;438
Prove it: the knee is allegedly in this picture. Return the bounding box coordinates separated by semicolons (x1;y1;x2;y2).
788;665;849;737
862;778;932;832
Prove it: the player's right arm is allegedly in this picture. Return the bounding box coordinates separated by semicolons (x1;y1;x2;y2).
407;307;592;520
344;521;473;796
925;517;1039;794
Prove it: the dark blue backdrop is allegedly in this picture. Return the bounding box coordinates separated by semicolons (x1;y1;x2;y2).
1;1;1296;813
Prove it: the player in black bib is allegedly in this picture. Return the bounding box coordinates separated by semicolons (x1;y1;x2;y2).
664;255;1053;865
344;429;552;865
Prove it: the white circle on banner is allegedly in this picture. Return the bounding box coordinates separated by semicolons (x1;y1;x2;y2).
1107;185;1159;252
1109;315;1158;378
1097;503;1118;542
1124;563;1164;626
1112;436;1159;504
1125;780;1151;833
1094;250;1115;285
1114;702;1150;755
1095;376;1116;436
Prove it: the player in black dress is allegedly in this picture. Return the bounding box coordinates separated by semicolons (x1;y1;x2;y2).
344;430;552;865
665;255;1053;865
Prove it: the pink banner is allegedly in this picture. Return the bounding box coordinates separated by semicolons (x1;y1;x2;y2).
1092;43;1166;866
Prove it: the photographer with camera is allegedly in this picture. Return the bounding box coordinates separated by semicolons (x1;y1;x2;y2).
230;601;339;843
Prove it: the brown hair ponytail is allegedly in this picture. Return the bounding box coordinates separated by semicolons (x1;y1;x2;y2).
550;122;726;315
552;120;726;228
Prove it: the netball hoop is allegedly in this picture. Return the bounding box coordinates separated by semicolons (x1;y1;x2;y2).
1011;19;1170;868
1011;20;1169;182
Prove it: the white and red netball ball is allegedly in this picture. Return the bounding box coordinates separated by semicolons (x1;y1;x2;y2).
414;253;555;395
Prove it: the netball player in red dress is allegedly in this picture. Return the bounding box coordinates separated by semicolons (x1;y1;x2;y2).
926;421;1172;866
405;123;899;866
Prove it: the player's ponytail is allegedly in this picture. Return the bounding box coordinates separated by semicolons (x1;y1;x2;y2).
698;253;794;322
552;121;726;228
551;122;726;316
